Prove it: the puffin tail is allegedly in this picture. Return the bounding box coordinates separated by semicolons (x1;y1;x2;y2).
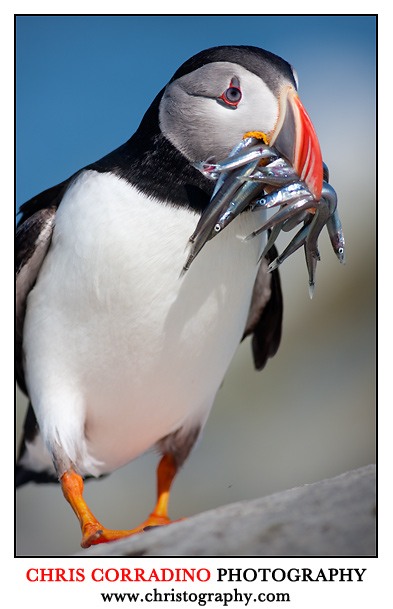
15;463;58;487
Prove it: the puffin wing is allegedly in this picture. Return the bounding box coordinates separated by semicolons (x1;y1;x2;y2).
242;244;283;370
16;206;56;392
16;177;75;392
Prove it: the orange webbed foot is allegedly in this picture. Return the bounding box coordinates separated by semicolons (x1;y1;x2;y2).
61;454;180;548
80;514;175;548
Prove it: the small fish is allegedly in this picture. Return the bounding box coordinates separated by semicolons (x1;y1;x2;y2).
305;244;319;299
247;196;317;240
211;137;258;197
184;138;273;273
252;181;312;210
189;136;344;294
320;182;346;264
268;221;310;271
327;209;346;264
194;143;277;175
302;185;340;296
308;199;333;254
243;157;299;187
213;165;265;234
257;223;284;260
281;209;311;232
183;163;254;273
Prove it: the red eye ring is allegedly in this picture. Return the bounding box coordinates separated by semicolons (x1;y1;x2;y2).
219;87;242;107
219;83;242;107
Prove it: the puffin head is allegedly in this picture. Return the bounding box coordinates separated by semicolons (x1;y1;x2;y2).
158;45;322;200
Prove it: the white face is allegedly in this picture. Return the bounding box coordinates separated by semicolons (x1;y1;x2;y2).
159;61;285;163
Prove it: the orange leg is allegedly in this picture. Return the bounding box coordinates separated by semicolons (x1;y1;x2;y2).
60;453;178;548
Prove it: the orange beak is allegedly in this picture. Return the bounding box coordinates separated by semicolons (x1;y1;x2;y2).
269;86;323;200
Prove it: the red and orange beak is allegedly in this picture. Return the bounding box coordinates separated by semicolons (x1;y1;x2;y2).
269;86;323;200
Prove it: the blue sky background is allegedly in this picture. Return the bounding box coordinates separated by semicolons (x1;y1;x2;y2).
16;15;377;556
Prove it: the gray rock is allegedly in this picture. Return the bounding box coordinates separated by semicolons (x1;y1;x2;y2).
79;464;376;557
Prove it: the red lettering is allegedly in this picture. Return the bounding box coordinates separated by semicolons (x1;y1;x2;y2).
25;568;85;582
134;568;147;582
149;569;159;582
26;569;38;582
119;569;133;582
91;569;103;582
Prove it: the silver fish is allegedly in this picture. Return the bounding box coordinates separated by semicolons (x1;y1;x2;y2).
252;181;312;209
281;209;311;232
247;196;317;240
189;137;344;295
243;157;299;187
183;163;256;273
211;137;258;197
257;223;284;261
268;222;310;271
194;143;277;175
184;138;273;273
320;183;346;264
249;179;344;296
213;167;265;234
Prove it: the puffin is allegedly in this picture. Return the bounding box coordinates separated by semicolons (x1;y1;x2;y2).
16;45;322;548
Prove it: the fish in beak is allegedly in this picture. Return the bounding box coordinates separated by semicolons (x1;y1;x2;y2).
184;86;327;275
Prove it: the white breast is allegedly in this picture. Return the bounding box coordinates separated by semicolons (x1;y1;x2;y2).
22;170;267;476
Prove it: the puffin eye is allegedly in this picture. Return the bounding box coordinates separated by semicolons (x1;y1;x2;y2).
219;78;242;108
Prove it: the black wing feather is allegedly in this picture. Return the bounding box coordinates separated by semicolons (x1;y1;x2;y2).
243;245;283;370
17;176;74;227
